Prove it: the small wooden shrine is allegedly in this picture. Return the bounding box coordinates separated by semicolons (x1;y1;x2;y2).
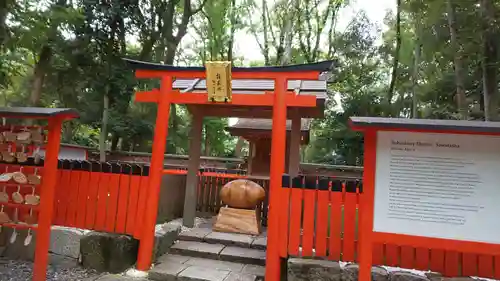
125;58;333;280
227;118;312;176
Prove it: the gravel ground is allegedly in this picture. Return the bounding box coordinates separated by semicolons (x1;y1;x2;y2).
0;258;103;281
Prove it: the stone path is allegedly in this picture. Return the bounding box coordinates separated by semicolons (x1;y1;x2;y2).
149;227;267;281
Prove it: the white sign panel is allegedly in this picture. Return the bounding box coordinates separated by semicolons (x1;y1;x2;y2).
374;131;500;244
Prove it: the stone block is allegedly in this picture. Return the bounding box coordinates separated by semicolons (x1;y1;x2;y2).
1;228;36;261
288;258;342;281
390;271;429;281
219;246;266;265
170;241;225;259
148;262;189;281
185;257;244;272
179;228;212;242
80;232;111;272
80;232;138;273
224;272;258;281
49;226;86;259
205;231;254;247
178;265;230;281
251;237;266;250
108;234;139;273
157;254;191;264
154;222;181;259
241;264;265;277
342;264;389;281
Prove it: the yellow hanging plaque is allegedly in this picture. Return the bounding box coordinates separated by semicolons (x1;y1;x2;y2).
206;61;232;102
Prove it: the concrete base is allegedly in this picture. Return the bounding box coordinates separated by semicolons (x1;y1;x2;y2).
50;226;88;259
153;222;182;259
0;226;88;261
287;259;481;281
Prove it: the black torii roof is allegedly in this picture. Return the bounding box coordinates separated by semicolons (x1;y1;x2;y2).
124;58;334;119
0;107;79;119
123;58;335;73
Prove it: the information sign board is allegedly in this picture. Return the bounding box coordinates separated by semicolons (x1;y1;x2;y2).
374;131;500;244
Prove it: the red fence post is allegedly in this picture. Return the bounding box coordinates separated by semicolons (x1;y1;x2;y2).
33;117;63;281
358;129;377;281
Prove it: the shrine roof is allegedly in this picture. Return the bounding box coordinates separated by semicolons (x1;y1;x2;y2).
350;117;500;134
124;58;334;73
173;78;327;99
0;107;79;119
228;118;312;131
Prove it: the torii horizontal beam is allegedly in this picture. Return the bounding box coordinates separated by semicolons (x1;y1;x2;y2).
134;89;318;107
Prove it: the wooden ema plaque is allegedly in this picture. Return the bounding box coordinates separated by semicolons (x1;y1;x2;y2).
349;117;500;281
206;61;232;103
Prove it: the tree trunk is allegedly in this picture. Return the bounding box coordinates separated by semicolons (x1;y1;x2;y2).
99;94;109;162
262;0;270;65
164;41;180;138
110;134;119;151
280;0;295;66
411;17;422;119
481;0;499;121
62;122;73;143
30;46;53;106
0;0;13;46
387;0;402;112
28;0;67;107
446;0;468;119
227;0;236;62
164;41;179;65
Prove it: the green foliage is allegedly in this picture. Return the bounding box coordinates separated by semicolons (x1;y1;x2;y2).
1;0;498;164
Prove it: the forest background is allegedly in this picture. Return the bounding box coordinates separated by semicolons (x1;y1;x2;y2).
1;0;497;166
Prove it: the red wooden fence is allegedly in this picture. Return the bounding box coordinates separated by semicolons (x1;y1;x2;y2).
52;161;150;239
5;159;495;279
0;161;150;239
278;175;500;280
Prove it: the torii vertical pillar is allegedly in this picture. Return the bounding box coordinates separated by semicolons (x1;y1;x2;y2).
136;76;172;270
266;76;288;281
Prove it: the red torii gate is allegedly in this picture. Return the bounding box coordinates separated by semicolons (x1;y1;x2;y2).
125;58;333;281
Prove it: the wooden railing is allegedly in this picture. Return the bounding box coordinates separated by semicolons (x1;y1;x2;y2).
276;175;500;280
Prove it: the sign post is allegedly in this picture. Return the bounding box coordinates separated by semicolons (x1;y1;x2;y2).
350;117;500;280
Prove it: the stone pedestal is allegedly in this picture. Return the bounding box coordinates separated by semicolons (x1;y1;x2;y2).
213;207;261;235
80;232;139;273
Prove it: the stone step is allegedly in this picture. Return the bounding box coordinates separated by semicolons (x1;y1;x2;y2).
149;254;265;281
169;241;266;266
178;228;267;250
